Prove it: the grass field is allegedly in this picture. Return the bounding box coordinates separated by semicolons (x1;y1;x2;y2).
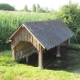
0;50;80;80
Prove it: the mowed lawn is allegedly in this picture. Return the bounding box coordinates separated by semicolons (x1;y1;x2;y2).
0;50;80;80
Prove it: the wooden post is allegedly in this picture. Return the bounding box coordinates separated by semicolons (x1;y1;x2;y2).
12;49;16;60
56;45;61;57
67;38;70;46
38;51;43;69
26;56;28;63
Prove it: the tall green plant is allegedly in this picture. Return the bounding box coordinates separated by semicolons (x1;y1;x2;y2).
56;3;80;43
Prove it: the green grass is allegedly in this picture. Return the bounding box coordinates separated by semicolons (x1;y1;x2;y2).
0;50;80;80
68;44;80;49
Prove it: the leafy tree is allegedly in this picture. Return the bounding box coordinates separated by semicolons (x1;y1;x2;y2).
32;4;36;12
24;4;28;11
36;4;46;13
44;7;49;12
0;3;15;11
36;4;41;13
56;3;80;43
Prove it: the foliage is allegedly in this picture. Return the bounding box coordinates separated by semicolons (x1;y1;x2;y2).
24;4;28;11
0;3;15;11
32;4;36;12
56;3;80;43
0;50;80;80
36;4;44;13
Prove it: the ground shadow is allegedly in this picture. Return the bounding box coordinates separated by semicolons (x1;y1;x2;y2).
43;48;70;71
19;47;80;74
44;49;80;74
19;46;57;67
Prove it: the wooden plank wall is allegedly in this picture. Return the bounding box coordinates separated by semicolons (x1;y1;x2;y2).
11;27;31;49
14;41;36;60
15;41;33;52
30;36;40;51
11;26;44;52
11;26;44;60
60;40;69;46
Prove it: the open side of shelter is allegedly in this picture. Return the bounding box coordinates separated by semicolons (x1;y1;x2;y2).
6;20;74;69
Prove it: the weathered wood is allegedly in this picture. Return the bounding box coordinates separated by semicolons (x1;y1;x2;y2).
6;40;12;43
11;27;32;49
29;35;42;52
9;25;44;68
60;40;68;47
38;51;43;69
38;45;43;69
26;56;28;63
15;45;37;60
15;41;32;51
24;26;45;49
56;45;61;57
31;36;33;43
67;38;70;46
6;25;22;43
12;49;16;60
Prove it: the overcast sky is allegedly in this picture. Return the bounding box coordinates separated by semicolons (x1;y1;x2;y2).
0;0;80;10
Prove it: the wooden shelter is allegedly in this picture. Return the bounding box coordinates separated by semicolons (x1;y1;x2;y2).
7;20;74;69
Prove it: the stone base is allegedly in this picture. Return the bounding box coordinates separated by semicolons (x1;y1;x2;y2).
38;66;43;69
56;53;61;57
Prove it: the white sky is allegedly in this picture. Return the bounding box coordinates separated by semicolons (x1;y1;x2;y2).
0;0;80;10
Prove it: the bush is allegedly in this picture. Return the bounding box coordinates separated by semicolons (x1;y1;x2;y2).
0;3;15;11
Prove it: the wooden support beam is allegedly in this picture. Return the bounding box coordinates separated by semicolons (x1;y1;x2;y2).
12;49;16;60
38;45;43;69
56;45;61;57
26;56;28;63
38;51;43;69
67;38;70;46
